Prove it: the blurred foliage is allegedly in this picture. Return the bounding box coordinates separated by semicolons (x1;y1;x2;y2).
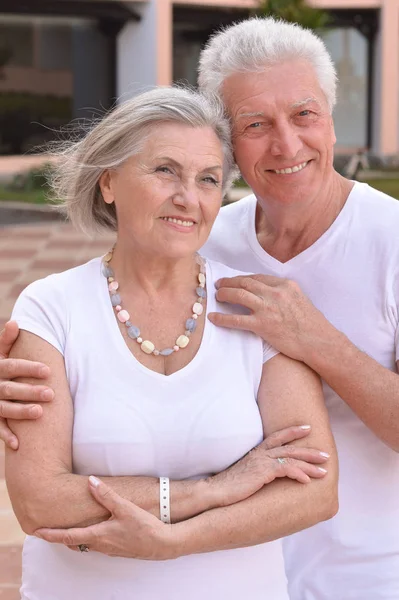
6;163;53;193
0;185;47;204
256;0;331;31
0;163;53;204
363;179;399;200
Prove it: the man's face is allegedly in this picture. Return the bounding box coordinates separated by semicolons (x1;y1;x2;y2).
222;60;337;207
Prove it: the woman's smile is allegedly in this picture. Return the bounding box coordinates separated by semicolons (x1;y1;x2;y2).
159;216;197;232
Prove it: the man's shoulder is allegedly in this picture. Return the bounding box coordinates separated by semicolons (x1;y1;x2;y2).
205;193;255;246
217;193;256;223
348;182;399;257
353;182;399;220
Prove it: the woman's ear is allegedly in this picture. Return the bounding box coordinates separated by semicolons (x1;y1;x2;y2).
99;170;115;205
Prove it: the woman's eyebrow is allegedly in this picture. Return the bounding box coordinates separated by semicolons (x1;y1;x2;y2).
154;156;182;167
154;157;222;171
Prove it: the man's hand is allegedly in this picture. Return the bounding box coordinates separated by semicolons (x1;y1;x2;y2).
0;321;54;449
207;424;329;508
209;275;334;362
35;476;179;561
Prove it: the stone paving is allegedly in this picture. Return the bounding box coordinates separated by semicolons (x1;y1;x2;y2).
0;221;114;598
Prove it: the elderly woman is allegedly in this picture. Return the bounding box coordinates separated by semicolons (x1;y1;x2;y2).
5;87;337;600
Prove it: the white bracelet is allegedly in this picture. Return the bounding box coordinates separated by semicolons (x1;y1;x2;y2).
159;477;171;524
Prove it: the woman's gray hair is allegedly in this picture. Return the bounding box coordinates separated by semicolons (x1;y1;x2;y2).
198;17;337;112
49;86;237;234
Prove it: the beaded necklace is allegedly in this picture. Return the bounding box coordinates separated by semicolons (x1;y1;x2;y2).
102;249;207;357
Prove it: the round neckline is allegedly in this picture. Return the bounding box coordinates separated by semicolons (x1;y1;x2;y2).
245;181;360;271
97;257;214;381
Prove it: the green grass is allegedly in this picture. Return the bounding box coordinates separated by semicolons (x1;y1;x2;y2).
0;185;48;204
1;178;399;205
362;179;399;199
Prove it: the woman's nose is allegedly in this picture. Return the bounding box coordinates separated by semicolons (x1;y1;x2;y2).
172;184;200;208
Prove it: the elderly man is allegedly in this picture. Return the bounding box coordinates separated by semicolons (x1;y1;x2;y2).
1;17;398;600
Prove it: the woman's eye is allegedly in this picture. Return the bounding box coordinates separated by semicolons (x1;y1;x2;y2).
202;176;219;185
156;166;173;174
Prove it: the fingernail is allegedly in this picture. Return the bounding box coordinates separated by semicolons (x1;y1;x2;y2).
300;425;311;430
319;452;330;458
215;280;220;289
89;475;100;488
318;467;327;473
41;389;54;401
29;406;41;418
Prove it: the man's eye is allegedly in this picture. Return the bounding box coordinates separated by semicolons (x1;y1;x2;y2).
298;110;311;117
248;122;262;128
156;166;173;174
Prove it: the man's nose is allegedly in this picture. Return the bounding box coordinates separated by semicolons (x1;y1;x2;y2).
269;122;303;159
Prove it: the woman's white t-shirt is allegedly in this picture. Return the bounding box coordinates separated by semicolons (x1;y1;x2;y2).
12;257;287;600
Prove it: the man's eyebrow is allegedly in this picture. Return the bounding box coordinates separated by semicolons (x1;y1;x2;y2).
291;97;321;109
236;111;265;120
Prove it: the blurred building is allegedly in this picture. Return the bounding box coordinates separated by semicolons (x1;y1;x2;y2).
0;0;396;156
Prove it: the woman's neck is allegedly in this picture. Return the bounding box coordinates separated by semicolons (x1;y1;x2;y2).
110;243;199;298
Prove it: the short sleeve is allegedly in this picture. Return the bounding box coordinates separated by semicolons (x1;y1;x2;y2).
11;276;67;355
263;341;279;364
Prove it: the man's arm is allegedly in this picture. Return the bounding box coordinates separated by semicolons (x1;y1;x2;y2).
303;329;399;453
210;274;399;452
0;321;54;449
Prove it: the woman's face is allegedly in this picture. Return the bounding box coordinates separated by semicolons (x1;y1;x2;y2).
100;123;225;260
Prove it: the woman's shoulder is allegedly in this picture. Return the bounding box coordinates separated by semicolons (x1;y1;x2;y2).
20;256;103;299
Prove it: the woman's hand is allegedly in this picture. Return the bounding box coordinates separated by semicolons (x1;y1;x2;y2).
207;424;330;508
35;476;180;561
0;321;54;449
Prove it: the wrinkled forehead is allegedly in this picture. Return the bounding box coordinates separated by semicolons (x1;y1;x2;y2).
221;61;329;117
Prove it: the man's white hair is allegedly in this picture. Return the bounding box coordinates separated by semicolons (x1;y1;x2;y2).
198;17;337;112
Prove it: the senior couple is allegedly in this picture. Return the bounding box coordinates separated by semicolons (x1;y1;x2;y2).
1;17;398;600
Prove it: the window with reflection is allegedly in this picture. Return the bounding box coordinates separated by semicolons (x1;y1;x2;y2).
323;27;368;149
0;15;113;155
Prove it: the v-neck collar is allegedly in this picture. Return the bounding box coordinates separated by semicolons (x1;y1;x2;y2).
244;182;360;273
96;257;215;381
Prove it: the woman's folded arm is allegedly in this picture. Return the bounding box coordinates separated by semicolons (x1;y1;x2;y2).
5;331;217;534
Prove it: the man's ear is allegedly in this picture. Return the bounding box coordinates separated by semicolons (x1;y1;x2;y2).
331;117;337;147
99;170;115;205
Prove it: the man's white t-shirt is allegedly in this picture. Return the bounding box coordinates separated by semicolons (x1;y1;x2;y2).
202;182;399;600
12;257;289;600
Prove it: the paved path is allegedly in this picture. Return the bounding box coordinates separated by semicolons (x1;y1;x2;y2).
0;222;114;598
